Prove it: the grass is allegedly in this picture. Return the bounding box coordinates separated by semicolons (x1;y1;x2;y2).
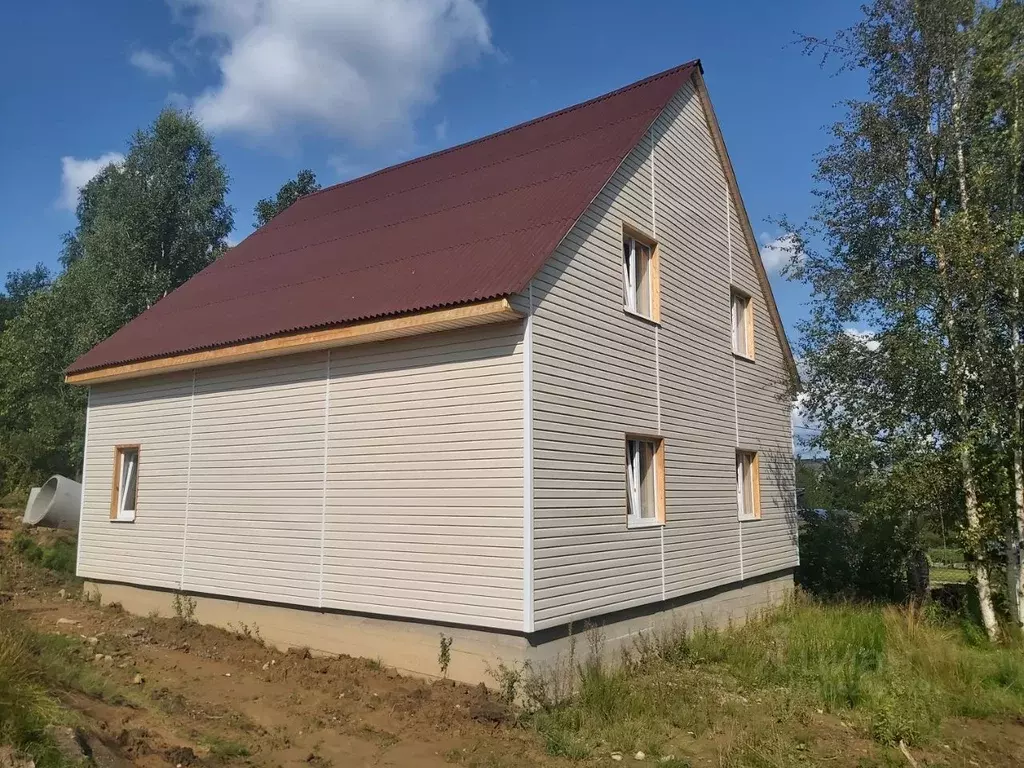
204;735;252;760
930;566;969;584
0;615;85;767
11;530;77;575
525;597;1024;762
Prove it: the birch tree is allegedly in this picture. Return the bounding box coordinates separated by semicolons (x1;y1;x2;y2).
789;0;1015;639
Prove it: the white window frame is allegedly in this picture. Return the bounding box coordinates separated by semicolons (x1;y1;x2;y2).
622;230;657;321
736;450;761;521
732;290;754;359
626;437;664;528
111;445;139;522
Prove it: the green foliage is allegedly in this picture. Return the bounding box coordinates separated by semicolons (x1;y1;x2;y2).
253;169;321;228
527;598;1024;761
796;453;957;602
438;633;453;678
11;531;77;575
0;109;233;492
172;591;197;624
0;613;96;767
0;264;50;335
204;735;251;760
785;0;1024;627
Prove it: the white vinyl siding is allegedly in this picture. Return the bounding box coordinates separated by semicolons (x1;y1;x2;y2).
321;324;524;628
78;374;194;589
77;323;524;630
527;78;797;629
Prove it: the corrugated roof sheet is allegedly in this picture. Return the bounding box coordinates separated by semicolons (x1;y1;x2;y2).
68;61;699;375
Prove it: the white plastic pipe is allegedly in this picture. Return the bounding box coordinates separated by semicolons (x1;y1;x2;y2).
23;475;81;529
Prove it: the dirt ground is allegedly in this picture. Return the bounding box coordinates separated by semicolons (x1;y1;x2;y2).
1;513;553;768
3;511;1024;767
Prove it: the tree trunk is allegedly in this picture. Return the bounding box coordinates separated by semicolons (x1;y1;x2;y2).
961;446;1001;639
1009;446;1024;629
948;69;1000;640
1007;89;1024;631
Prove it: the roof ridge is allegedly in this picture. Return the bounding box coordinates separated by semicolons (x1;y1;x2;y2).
298;60;701;205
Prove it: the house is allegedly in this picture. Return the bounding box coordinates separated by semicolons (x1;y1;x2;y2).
67;61;798;683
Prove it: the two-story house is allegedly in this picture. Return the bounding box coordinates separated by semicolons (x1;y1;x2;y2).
66;61;798;683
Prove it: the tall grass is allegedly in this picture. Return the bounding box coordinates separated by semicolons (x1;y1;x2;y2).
528;596;1024;760
0;616;73;767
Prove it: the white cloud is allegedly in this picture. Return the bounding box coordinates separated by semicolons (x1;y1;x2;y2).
759;232;799;273
58;153;125;211
844;328;881;352
435;118;449;142
130;49;175;78
170;0;492;143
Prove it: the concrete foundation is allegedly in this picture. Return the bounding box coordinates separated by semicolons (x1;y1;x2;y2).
84;569;793;685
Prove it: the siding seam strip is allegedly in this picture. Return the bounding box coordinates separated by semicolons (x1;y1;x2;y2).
523;283;535;632
651;124;665;603
727;173;744;583
180;370;197;590
319;349;331;608
74;387;92;578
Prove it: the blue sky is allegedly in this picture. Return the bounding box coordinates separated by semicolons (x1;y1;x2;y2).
0;0;865;349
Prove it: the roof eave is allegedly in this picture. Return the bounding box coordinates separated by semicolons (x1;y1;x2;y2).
65;297;522;386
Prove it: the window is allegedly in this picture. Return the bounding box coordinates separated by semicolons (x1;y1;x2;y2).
732;291;754;358
736;450;761;521
622;228;658;320
626;437;665;527
110;445;139;522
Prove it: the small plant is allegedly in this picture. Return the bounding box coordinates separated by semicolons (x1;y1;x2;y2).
230;621;264;645
204;735;251;759
171;592;197;624
438;633;453;678
488;661;527;705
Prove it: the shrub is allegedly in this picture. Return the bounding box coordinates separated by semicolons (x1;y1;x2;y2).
796;506;915;602
11;530;76;575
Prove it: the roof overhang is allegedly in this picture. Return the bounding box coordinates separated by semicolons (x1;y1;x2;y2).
65;298;522;386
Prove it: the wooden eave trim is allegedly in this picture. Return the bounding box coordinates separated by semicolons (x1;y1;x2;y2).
692;70;798;384
67;298;522;386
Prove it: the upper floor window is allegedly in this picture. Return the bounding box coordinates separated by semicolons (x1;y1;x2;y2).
622;228;659;321
731;290;754;358
111;445;139;522
736;449;761;521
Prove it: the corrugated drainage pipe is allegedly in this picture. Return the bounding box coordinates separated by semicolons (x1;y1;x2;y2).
22;475;81;529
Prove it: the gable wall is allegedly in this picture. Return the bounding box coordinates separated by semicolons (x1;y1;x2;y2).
526;78;797;630
77;322;525;630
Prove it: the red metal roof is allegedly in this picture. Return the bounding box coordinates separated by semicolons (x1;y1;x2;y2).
68;61;700;375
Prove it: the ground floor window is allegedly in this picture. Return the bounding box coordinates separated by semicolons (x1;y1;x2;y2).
626;436;665;527
111;445;139;522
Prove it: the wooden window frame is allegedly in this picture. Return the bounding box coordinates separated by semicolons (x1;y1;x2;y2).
731;288;755;360
736;449;761;521
621;222;661;324
110;444;141;522
625;435;666;528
